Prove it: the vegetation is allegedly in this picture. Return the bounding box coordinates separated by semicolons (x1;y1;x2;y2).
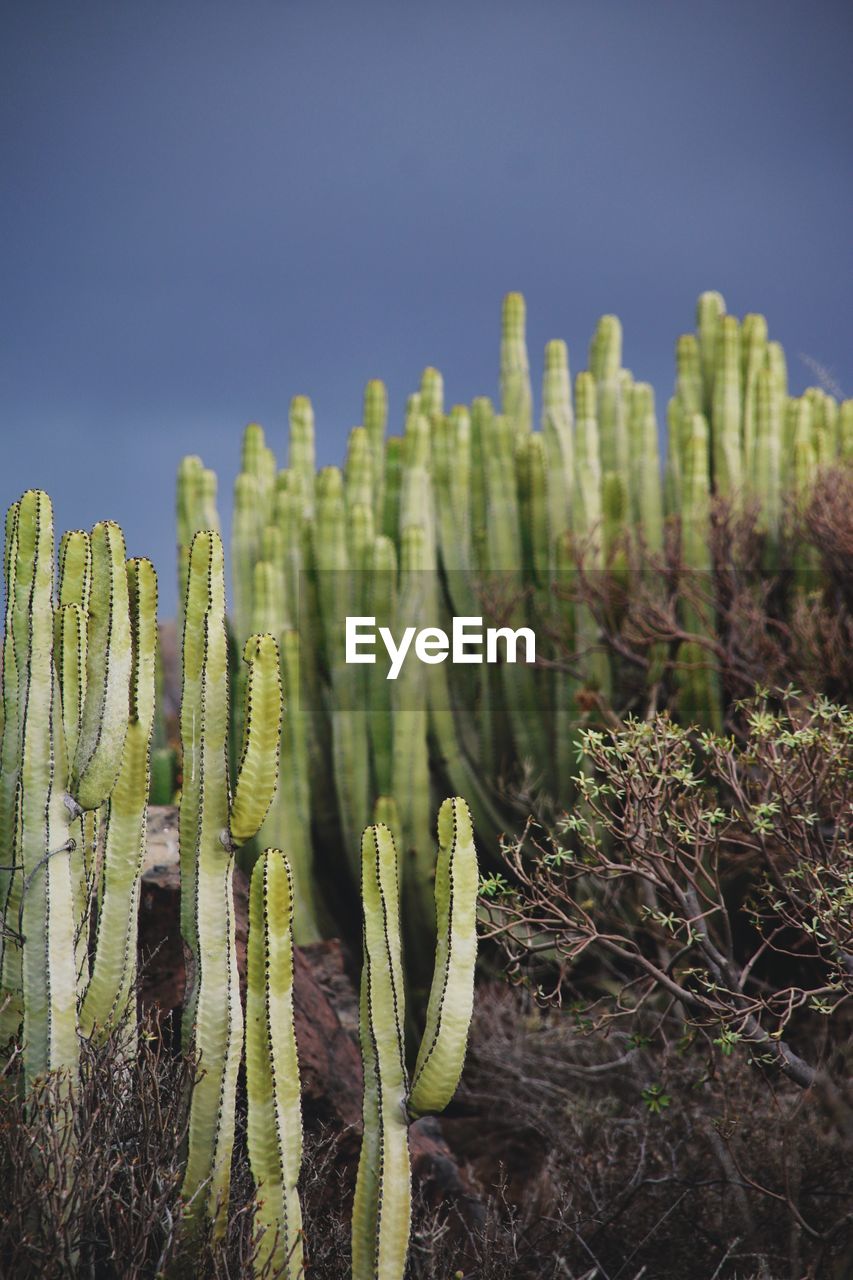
1;289;850;1276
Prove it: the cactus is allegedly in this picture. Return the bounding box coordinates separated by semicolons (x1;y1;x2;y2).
179;529;282;1237
79;557;158;1042
628;383;663;555
696;290;726;412
391;527;433;969
352;797;478;1280
246;850;304;1278
711;314;742;502
541;338;574;568
677;413;721;731
0;495;134;1088
288;395;316;519
419;366;444;421
500;292;532;436
171;287;850;977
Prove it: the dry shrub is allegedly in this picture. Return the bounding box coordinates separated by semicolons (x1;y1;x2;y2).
557;465;853;724
0;1015;275;1280
441;983;853;1280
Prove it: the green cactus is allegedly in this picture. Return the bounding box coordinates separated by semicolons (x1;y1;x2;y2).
500;292;532;435
675;333;703;417
177;455;220;643
246;849;304;1278
741;312;768;483
677;413;721;731
541;338;574;569
79;557;158;1042
352;797;478;1280
346;425;375;514
363;378;388;524
696;290;726;412
419;366;444;421
628;383;663;555
590;315;627;496
753;366;783;556
711;314;742;502
170;285;849;972
179;529;282;1237
391;526;433;967
0;495;134;1089
288;395;316;519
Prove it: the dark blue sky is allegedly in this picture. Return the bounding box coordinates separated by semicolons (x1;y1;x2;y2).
3;1;851;615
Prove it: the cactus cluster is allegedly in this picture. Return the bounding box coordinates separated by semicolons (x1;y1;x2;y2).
2;494;479;1279
243;798;478;1280
178;529;282;1237
179;290;851;938
0;491;155;1091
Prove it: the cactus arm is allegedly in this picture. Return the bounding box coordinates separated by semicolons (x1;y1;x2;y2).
381;436;403;546
54;602;91;991
177;530;216;981
246;850;304;1278
181;615;242;1233
179;530;238;1230
500;292;532;435
363;378;388;527
55;603;87;767
57;528;92;613
408;797;478;1117
711;314;743;502
419;366;444;420
181;534;280;1238
432;407;476;615
46;666;78;1081
541;338;574;569
255;612;320;943
10;493;78;1085
232;469;262;649
79;558;157;1038
352;823;411;1280
629;383;663;554
0;502;20;982
71;520;132;812
391;528;434;967
590;315;626;487
696;290;726;413
518;433;549;587
741;312;768;484
753;367;783;556
229;633;282;846
664;395;684;518
368;535;397;797
288;395;316;519
346;425;375;514
14;490;55;1084
677;414;721;731
675;333;703;417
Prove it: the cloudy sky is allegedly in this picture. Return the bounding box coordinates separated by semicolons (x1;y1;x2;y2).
3;1;851;614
